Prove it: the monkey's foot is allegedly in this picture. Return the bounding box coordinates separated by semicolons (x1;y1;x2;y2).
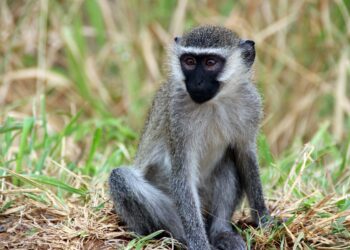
211;231;246;250
256;213;283;229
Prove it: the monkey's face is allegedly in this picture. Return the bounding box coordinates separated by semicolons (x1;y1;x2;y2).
178;40;255;104
180;54;226;103
170;26;256;103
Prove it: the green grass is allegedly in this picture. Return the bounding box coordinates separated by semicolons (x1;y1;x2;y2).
0;108;349;249
0;0;350;249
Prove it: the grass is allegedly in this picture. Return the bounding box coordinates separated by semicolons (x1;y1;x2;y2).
0;0;350;249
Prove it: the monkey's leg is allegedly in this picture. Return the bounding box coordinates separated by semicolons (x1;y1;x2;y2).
233;145;270;226
203;156;246;250
170;159;211;249
109;167;185;241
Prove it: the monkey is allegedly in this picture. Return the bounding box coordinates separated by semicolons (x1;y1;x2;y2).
109;25;270;250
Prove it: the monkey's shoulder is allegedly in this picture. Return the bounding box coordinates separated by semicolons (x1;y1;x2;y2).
142;83;170;128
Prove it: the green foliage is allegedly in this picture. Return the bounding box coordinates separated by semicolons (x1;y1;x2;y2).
125;230;165;250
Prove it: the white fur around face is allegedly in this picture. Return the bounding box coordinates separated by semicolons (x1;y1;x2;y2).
174;45;233;57
217;49;247;83
215;50;253;101
169;48;185;84
169;43;250;94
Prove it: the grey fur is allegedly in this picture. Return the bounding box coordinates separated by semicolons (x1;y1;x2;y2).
179;26;239;48
109;25;269;250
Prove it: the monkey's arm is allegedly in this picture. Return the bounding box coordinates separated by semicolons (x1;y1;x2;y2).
170;166;210;249
168;139;210;249
233;144;270;225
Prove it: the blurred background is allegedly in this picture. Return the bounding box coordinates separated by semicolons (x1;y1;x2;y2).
1;0;349;155
1;1;350;248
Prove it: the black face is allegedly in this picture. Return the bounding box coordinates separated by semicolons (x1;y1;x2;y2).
180;53;225;104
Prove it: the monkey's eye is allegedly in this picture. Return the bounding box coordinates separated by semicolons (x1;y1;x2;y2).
203;57;221;71
205;58;216;67
181;56;196;70
184;57;196;66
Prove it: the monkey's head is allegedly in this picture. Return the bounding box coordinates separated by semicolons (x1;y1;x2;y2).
170;25;255;104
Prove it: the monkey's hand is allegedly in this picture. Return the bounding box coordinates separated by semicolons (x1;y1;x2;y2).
211;232;246;250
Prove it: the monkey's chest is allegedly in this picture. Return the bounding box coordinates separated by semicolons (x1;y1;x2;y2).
189;119;231;182
186;104;245;182
198;140;227;182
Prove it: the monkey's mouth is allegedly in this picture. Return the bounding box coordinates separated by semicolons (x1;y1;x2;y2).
186;86;220;104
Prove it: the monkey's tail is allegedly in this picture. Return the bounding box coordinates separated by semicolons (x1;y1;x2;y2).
109;167;185;241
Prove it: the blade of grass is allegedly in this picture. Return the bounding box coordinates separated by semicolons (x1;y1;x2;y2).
125;230;164;250
62;24;109;116
0;122;23;134
84;0;106;46
50;111;82;155
35;95;50;172
85;127;102;175
258;133;275;166
337;137;350;179
14;117;34;185
30;175;87;196
1;167;67;210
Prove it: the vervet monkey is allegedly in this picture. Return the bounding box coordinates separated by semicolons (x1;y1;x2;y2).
109;25;270;250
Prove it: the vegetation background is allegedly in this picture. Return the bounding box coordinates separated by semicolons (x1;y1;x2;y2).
0;0;349;249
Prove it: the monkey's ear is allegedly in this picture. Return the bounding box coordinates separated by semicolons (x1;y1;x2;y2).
239;39;255;66
174;36;181;44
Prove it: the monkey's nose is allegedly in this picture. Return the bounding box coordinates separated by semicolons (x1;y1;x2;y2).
196;80;204;87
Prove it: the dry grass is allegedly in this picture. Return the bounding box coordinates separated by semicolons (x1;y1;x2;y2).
1;165;349;249
1;0;350;249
